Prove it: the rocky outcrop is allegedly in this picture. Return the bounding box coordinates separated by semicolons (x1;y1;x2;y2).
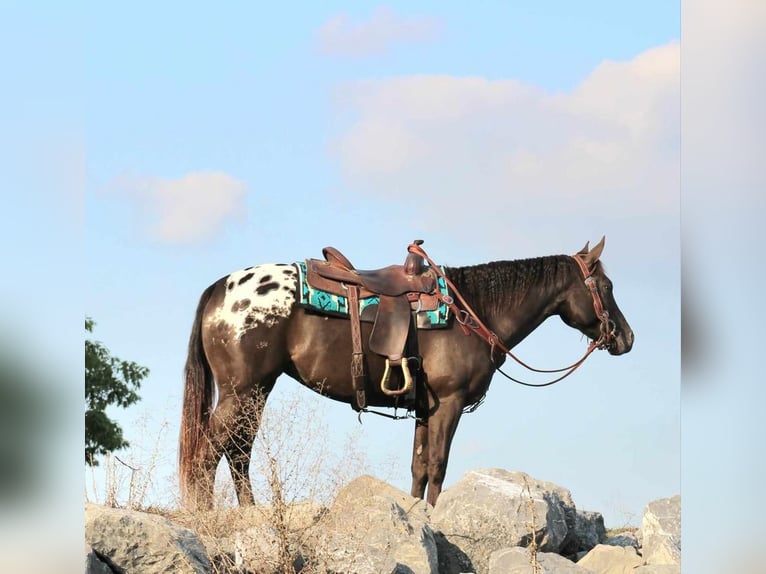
633;565;681;573
488;547;595;573
85;546;113;574
576;544;643;573
641;495;681;566
431;468;577;572
85;503;211;573
571;510;607;554
305;475;439;574
603;531;640;549
82;471;680;574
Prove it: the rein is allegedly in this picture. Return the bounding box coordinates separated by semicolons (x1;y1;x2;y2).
407;242;614;388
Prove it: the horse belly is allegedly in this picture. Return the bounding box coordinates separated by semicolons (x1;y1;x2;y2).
283;310;351;392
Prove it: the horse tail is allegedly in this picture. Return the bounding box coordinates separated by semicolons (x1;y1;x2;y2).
179;281;218;506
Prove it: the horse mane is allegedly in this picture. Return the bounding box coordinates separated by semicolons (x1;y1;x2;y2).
444;255;584;318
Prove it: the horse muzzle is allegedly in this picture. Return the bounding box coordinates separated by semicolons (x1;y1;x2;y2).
607;328;634;355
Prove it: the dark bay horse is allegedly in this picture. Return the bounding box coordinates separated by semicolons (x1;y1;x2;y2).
179;238;633;510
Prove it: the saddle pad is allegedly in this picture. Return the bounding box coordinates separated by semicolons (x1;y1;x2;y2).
295;261;451;328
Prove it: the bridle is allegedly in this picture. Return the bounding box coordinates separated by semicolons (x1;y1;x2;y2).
571;253;617;350
407;242;617;388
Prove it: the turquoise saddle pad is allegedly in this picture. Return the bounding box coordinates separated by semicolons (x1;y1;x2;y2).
295;261;450;328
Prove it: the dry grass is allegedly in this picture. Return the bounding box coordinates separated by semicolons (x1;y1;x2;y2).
87;387;395;573
521;474;542;574
85;410;173;511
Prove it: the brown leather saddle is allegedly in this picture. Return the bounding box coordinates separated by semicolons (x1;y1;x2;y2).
304;240;440;410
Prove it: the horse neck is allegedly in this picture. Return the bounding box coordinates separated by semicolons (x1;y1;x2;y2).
446;256;572;348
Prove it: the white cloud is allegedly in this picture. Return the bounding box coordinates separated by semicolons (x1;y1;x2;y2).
112;171;247;244
317;7;441;57
328;42;680;242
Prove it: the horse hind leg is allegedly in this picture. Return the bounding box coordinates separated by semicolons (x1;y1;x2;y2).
223;380;275;506
212;379;276;507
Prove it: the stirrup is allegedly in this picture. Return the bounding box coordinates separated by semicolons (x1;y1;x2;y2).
380;357;414;396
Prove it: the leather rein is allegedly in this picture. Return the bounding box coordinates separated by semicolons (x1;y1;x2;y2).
407;242;616;388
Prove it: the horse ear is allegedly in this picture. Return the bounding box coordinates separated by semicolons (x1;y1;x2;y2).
577;241;590;255
583;236;606;268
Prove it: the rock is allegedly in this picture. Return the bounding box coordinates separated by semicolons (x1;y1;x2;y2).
633;565;681;573
641;495;681;566
234;523;306;574
85;545;114;574
603;532;639;549
431;469;577;574
432;530;476;574
306;475;439;574
332;474;432;525
569;510;606;554
183;501;326;572
576;544;643;573
84;503;211;574
200;534;237;574
488;547;595;573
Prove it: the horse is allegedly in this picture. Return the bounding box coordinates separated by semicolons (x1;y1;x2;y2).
179;237;633;510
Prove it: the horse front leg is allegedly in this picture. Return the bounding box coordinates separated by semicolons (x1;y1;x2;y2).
426;395;465;506
410;416;429;499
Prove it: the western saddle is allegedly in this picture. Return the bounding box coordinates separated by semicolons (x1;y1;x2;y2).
305;240;440;410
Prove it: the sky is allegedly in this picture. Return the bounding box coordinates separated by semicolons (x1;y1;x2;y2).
79;1;682;528
9;3;766;574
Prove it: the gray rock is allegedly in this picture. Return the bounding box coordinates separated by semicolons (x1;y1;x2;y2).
84;503;211;574
603;532;639;549
306;475;439;574
199;534;237;574
569;510;606;554
431;469;577;574
85;545;114;574
641;495;681;566
489;547;595;573
234;523;301;574
634;565;681;573
576;544;643;573
433;530;476;574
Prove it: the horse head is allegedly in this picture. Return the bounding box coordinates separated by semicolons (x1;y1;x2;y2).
559;237;634;356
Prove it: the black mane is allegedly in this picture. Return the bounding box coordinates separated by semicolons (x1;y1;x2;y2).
444;255;576;319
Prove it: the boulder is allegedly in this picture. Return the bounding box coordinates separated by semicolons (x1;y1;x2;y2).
432;530;476;574
306;475;439;574
85;546;113;574
576;544;643;574
430;469;577;574
641;496;681;566
570;510;606;554
332;474;432;525
633;566;681;573
234;523;305;574
489;547;595;573
185;502;325;572
603;531;639;550
84;503;211;573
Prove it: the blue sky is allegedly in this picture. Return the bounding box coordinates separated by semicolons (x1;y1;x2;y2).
82;2;680;527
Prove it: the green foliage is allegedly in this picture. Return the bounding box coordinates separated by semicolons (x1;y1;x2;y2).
85;317;148;466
